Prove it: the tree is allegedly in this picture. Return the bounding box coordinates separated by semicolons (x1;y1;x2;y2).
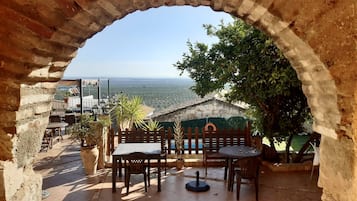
175;19;311;162
115;94;145;130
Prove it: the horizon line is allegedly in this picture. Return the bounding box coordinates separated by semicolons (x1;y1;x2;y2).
63;76;193;80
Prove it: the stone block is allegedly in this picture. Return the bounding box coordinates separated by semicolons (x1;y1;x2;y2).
15;108;35;121
200;0;211;6
246;4;267;24
174;0;186;6
300;72;313;82
72;12;100;31
48;71;65;79
33;103;52;115
0;112;16;124
0;133;14;161
0;161;24;200
237;0;255;17
15;119;46;167
19;94;53;106
319;136;356;201
97;0;122;17
223;0;242;13
15;104;51;121
28;82;57;90
7;167;42;201
312;123;337;140
211;0;224;11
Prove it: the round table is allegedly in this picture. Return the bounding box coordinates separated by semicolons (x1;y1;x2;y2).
219;145;261;191
219;145;261;158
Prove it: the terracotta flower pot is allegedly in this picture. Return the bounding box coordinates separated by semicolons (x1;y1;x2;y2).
176;158;184;170
80;145;99;175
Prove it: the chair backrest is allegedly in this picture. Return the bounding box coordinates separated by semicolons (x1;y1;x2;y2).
310;142;320;166
236;157;260;179
203;128;251;153
122;129;163;142
44;129;53;137
64;114;76;125
120;128;166;153
122;152;148;174
49;115;61;123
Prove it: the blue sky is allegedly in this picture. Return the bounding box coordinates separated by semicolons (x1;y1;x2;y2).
65;6;234;79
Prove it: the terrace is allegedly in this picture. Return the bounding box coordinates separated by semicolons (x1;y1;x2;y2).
35;135;322;201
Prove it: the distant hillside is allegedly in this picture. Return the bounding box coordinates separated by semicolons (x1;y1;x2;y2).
58;77;200;112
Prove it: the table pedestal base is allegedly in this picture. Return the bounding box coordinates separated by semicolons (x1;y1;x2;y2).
185;171;210;192
185;181;210;192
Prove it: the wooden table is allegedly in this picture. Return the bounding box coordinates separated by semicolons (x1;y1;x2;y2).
47;122;68;128
47;122;68;138
47;122;68;130
219;145;261;191
112;143;162;193
43;122;68;150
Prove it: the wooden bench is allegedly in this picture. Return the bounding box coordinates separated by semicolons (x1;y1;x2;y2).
202;127;251;179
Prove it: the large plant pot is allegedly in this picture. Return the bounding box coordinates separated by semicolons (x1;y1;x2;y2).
176;158;184;170
88;121;106;169
80;145;99;175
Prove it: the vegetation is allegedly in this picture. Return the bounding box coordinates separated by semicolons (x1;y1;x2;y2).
139;119;163;131
69;114;100;147
173;119;184;160
115;94;146;130
175;19;311;162
98;114;112;128
103;79;199;111
56;78;199;111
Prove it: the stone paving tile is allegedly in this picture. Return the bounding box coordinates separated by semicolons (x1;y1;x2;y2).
34;137;322;201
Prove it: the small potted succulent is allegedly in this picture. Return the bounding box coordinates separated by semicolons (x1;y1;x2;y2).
173;119;184;170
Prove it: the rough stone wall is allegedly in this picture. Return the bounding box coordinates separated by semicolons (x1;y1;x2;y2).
0;0;355;201
319;136;356;201
152;99;246;122
263;0;356;139
0;164;42;201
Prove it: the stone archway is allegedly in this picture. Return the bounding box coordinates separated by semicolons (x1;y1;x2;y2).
0;1;355;201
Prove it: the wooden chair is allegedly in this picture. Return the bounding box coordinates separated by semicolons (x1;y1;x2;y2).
41;129;54;151
64;114;76;126
203;127;251;180
122;128;168;175
310;142;320;179
49;115;65;138
233;157;260;201
159;130;167;175
49;115;61;123
122;152;149;195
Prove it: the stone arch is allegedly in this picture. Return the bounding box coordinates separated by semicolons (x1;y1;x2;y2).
0;0;356;201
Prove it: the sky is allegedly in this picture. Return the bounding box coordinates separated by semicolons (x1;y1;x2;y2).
64;6;234;79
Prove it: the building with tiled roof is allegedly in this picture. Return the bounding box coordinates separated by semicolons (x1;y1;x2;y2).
150;94;248;122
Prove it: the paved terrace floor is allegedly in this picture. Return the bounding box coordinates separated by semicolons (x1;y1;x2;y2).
34;137;322;201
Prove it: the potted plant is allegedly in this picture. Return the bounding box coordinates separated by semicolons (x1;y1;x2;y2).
139;119;163;131
63;91;71;103
174;119;184;170
69;114;101;175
